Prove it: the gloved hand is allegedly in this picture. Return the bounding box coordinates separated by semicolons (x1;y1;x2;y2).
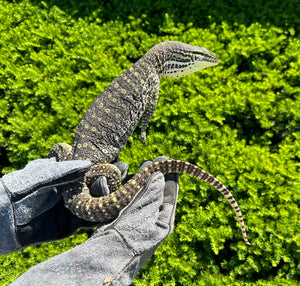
11;157;179;286
0;158;127;254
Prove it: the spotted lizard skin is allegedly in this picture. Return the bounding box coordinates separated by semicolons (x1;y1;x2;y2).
48;41;250;244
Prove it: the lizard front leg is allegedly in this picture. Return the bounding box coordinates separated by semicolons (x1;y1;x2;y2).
140;77;160;144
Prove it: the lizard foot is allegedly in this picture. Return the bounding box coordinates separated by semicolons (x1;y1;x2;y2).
47;143;73;161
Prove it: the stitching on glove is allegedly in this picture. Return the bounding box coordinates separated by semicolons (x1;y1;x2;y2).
0;178;11;200
103;254;140;286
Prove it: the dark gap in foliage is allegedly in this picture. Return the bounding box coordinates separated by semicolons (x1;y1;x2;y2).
39;96;53;113
236;56;255;74
25;0;300;33
125;55;140;64
77;80;95;90
271;127;295;147
223;113;266;146
0;147;10;176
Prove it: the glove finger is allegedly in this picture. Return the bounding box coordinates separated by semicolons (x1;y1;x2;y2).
90;176;110;197
139;160;153;170
101;157;178;252
103;172;168;253
134;156;179;229
151;156;179;206
2;158;92;227
162;172;179;209
152;157;179;234
122;160;152;185
113;162;128;180
3;158;92;200
157;176;179;235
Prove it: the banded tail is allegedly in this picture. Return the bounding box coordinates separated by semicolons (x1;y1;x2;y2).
68;160;251;245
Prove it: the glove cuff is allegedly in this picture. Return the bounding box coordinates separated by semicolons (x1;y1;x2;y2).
0;179;20;255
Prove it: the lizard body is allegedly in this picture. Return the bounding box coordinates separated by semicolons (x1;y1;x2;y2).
71;41;219;162
49;41;251;244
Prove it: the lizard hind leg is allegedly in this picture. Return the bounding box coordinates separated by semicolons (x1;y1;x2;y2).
47;142;73;161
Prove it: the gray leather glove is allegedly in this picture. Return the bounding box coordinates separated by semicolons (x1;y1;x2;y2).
0;158;92;254
10;157;179;286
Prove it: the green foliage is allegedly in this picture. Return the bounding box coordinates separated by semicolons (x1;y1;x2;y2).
0;0;299;285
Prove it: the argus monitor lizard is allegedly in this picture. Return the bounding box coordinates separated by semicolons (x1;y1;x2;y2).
49;41;250;245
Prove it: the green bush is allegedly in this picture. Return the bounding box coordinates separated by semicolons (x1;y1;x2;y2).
0;0;299;285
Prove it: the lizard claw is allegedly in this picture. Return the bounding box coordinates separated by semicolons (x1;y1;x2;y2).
141;131;147;144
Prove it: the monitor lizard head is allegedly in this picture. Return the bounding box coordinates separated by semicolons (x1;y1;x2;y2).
147;41;219;79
